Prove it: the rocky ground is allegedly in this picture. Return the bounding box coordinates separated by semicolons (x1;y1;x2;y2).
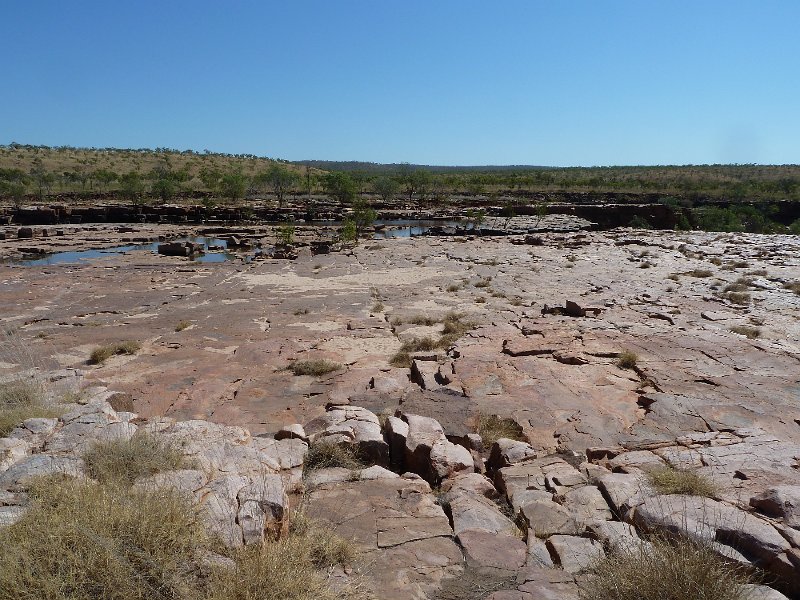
2;224;800;598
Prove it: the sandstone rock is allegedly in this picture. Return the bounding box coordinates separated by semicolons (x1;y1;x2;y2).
385;415;409;472
526;534;555;567
751;486;800;527
237;475;288;543
519;499;578;537
133;468;208;495
197;474;250;547
439;472;499;501
560;485;613;524
402;413;446;482
546;535;604;572
487;438;537;473
596;472;651;517
739;584;791;600
274;423;307;441
308;405;388;466
585;520;647;555
0;505;26;527
429;437;473;480
457;529;527;573
632;494;790;564
0;455;84;491
449;492;517;536
0;438;31;472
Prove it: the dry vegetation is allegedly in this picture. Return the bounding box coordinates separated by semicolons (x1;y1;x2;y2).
646;466;718;498
579;536;749;600
730;325;761;339
475;414;526;448
290;359;343;377
89;340;141;364
83;432;190;486
389;312;475;368
0;378;60;437
303;439;363;474
615;350;638;370
0;475;366;600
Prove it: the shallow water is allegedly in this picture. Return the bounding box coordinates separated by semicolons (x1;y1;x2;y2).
9;220;466;266
11;237;236;266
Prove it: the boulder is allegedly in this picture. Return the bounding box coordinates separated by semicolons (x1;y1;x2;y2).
457;529;527;573
487;438;537;473
751;486;800;527
546;535;604;572
429;437;473;480
519;499;579;537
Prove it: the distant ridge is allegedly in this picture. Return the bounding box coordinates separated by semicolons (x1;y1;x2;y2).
293;160;557;173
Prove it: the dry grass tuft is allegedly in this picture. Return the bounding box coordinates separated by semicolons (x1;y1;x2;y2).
578;535;749;600
174;320;192;332
646;465;718;497
729;325;761;339
303;440;363;474
722;291;751;305
89;340;141;364
0;378;60;437
476;414;525;448
686;269;713;278
290;359;342;377
207;513;367;600
83;432;190;486
783;281;800;295
0;476;368;600
0;476;207;600
615;350;638;370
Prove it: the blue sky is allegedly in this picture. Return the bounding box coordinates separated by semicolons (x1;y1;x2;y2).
1;1;798;166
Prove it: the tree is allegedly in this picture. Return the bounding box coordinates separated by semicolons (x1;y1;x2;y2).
350;198;377;240
149;164;188;203
94;169;117;192
218;169;247;204
29;159;54;200
372;176;399;203
323;172;358;204
259;165;298;208
119;172;145;203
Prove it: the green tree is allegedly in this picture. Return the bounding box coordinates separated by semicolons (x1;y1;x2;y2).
119;172;145;203
350;198;377;239
372;176;399;202
219;169;247;204
94;169;117;192
29;159;54;200
259;165;299;207
323;172;358;204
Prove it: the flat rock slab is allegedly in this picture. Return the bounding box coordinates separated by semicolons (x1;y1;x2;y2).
304;477;463;600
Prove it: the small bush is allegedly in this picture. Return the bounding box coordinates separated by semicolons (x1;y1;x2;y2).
0;477;206;600
89;340;141;364
616;350;638;370
207;513;363;600
446;283;461;293
303;440;362;473
646;465;718;497
290;359;342;377
475;296;487;303
476;414;525;448
371;301;384;313
722;291;751;305
784;281;800;295
0;379;59;437
686;269;713;278
474;278;491;288
83;432;189;486
730;325;761;339
409;315;438;326
579;535;748;600
174;320;191;332
389;351;412;368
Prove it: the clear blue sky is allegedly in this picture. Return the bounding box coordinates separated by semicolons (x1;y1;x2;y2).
1;1;798;166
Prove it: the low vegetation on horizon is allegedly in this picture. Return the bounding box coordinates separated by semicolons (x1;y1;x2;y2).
2;144;800;235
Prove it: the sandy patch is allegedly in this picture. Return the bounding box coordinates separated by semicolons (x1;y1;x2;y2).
317;336;401;363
